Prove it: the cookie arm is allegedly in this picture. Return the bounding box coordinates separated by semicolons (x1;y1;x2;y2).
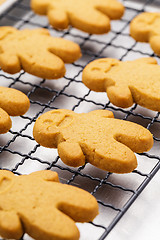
48;8;69;30
31;0;51;15
29;170;59;183
133;57;158;65
0;26;17;39
0;210;23;239
58;142;85;167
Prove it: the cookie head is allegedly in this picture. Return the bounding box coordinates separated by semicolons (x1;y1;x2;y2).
31;0;124;34
0;27;81;79
33;109;75;148
0;86;30;134
82;58;119;92
33;109;153;173
0;170;98;240
130;12;160;55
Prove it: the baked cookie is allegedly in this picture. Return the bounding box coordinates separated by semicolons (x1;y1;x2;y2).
31;0;124;34
0;170;98;240
130;12;160;56
0;86;30;134
0;0;5;5
82;57;160;111
0;27;81;79
33;109;153;173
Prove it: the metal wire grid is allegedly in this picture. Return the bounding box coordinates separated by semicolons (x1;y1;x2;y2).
0;0;160;239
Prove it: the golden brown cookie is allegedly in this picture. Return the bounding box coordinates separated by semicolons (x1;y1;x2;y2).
0;0;5;5
0;108;12;134
82;57;160;111
0;170;98;240
0;86;30;134
33;109;153;173
31;0;124;34
130;12;160;56
0;27;81;79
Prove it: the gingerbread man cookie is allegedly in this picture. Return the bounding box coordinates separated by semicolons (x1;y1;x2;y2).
0;27;81;79
0;86;30;134
82;57;160;111
130;12;160;56
0;170;98;240
33;109;153;173
31;0;124;34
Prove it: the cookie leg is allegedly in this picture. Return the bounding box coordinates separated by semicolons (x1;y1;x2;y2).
58;142;85;167
107;85;133;108
0;52;21;74
19;50;66;79
21;208;80;240
0;108;12;134
57;184;99;223
0;210;23;239
149;35;160;56
92;141;137;173
88;109;114;119
130;84;160;112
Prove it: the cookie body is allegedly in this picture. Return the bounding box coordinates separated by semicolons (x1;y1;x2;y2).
0;27;81;79
82;57;160;111
0;170;98;240
0;87;30;134
33;109;153;173
31;0;124;34
130;12;160;56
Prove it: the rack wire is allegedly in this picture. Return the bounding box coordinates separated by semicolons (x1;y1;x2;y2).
0;0;160;239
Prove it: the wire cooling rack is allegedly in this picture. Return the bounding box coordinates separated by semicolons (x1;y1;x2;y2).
0;0;160;239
